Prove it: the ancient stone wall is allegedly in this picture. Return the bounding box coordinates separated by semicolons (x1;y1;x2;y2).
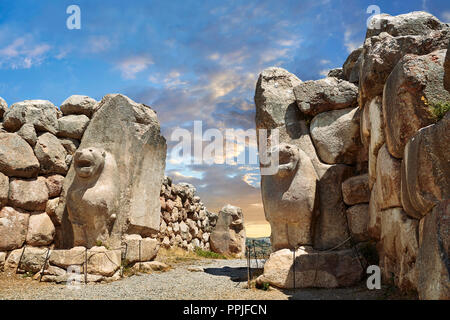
255;12;449;299
0;94;167;282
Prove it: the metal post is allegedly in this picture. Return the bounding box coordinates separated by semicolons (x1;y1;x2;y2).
16;246;26;273
84;248;88;284
293;247;296;290
39;248;51;282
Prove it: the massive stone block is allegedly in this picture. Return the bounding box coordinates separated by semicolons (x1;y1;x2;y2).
256;247;363;289
57;94;166;248
401;112;449;219
383;50;450;159
3;100;60;134
310;107;362;165
209;205;246;257
293;77;358;116
261;144;318;250
417;200;450;300
0;133;40;178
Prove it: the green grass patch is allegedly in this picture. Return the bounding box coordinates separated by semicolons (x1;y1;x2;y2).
194;248;227;259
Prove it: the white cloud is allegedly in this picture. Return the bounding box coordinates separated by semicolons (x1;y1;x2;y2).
116;56;153;79
0;36;50;69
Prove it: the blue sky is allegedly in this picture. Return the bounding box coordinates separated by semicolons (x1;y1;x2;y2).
0;0;448;224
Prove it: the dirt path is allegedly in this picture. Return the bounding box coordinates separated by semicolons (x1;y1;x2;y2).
0;259;413;300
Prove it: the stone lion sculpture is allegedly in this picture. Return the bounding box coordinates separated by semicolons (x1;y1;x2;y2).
261;143;318;250
67;147;119;248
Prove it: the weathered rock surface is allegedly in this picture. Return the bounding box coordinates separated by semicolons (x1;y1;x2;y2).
0;97;7;120
417;200;450;300
359;29;449;108
57;115;90;140
346;204;370;242
60;95;98;118
0;172;8;207
0;133;40;178
45;174;64;198
210;205;246;257
401;112;450;219
375;144;402;210
49;246;86;268
383;50;450;158
17;123;37;147
379;208;419;292
0;207;29;251
257;247;363;289
57;94;166;248
34;133;68;175
26;213;55;246
8;177;49;211
342;174;370;205
122;234;159;263
5;247;48;273
366;11;446;38
314;165;353;250
261;144;318;250
86;246;121;277
310;107;361;165
293;77;358;116
342;47;362;83
3;100;60;134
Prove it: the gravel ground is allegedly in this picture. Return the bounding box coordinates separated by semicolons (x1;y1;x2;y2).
0;259;411;300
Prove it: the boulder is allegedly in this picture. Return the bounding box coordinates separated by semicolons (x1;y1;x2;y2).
255;67;302;130
346;204;370;242
375;144;402;210
366;11;446;38
0;133;40;178
379;208;419;292
58;138;79;155
60;95;98;118
0;97;7;120
417;200;450;300
367;185;382;240
293;77;358;116
383;50;450;158
8;177;49;211
5;247;48;273
313;165;353;250
49;246;86;268
57;115;90;140
132;261;169;273
34;133;68;175
122;235;159;263
310;107;361;165
0;251;5;271
0;206;29;251
359;29;449;108
445;42;450;92
57;94;166;248
86;246;121;277
45;174;64;198
256;247;363;289
401;112;450;219
261;144;318;250
17;123;37;147
364;97;385;188
3;100;60;134
342;174;370;205
26;213;55;246
210;205;246;257
0;172;8;207
342;47;363;83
